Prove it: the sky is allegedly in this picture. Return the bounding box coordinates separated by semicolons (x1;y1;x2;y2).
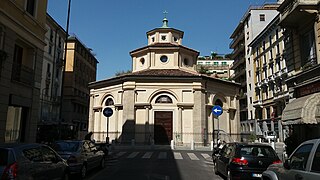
47;0;277;81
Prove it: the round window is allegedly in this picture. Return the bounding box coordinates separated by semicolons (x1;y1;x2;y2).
184;58;189;66
140;58;145;65
160;55;168;63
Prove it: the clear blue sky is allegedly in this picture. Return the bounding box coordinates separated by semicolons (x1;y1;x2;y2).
48;0;277;81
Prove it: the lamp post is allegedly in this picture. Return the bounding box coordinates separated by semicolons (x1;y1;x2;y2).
59;0;72;140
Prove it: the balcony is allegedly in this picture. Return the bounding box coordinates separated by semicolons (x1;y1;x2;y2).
229;32;244;49
11;62;34;85
279;0;319;27
230;57;245;70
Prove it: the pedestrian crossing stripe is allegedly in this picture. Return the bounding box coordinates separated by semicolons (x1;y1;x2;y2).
127;152;139;158
117;151;212;161
142;152;153;159
187;153;199;160
173;152;183;159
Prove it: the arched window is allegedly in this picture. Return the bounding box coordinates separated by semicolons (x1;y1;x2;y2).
214;99;223;107
105;98;114;106
156;95;172;103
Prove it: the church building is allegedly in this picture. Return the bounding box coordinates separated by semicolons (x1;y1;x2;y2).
88;17;241;146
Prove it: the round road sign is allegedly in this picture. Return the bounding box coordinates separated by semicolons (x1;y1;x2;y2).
103;107;113;117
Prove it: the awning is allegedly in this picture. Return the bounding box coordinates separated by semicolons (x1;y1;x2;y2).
282;92;320;125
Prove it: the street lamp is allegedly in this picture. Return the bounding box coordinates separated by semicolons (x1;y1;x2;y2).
59;0;72;139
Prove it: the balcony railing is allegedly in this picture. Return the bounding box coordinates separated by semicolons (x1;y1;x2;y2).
11;62;34;85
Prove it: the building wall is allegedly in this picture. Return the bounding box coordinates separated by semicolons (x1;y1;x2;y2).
40;14;66;125
0;0;47;143
62;36;98;139
89;80;239;145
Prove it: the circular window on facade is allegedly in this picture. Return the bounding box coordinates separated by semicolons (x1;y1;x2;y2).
160;55;168;63
140;58;145;65
184;58;190;66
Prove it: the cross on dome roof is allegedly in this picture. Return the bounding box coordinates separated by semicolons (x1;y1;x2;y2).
162;10;169;28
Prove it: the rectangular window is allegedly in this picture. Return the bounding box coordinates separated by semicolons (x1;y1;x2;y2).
263;41;266;51
213;62;219;65
48;45;52;55
50;29;53;42
269;35;272;46
26;0;36;16
301;29;316;66
222;62;227;65
260;14;265;21
276;29;279;40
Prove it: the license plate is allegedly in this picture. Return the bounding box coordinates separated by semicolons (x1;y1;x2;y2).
252;173;262;178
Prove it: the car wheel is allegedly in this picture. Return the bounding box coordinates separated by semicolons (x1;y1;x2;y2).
80;164;87;179
213;162;219;175
100;158;105;169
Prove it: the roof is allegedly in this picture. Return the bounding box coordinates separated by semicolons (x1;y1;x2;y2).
89;68;240;89
130;43;199;55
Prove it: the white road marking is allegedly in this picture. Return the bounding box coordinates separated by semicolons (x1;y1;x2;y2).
201;153;211;160
127;152;139;158
142;152;153;159
116;152;126;157
173;152;183;160
187;153;199;160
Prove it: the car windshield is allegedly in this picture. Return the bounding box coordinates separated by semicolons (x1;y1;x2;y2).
239;146;276;158
53;142;80;152
0;149;8;165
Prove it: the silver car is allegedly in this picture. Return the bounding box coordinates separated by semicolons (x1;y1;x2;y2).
52;140;105;179
262;138;320;180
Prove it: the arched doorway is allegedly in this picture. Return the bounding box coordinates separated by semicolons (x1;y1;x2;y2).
154;95;173;145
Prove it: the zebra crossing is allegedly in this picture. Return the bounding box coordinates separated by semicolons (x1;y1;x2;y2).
113;151;213;161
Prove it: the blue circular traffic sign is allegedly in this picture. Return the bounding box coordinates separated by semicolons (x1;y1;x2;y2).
212;105;223;116
103;107;113;117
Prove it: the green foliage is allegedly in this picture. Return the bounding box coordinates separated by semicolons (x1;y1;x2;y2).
115;70;132;76
248;133;257;142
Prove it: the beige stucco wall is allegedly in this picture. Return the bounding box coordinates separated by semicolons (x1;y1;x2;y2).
89;79;239;144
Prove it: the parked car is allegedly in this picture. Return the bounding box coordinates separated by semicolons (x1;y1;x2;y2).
51;140;105;178
262;138;320;180
0;143;69;180
213;142;281;180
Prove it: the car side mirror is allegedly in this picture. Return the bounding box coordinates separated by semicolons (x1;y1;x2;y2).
283;159;291;170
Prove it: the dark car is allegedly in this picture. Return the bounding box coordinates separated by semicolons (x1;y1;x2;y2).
0;143;69;180
213;142;281;180
52;140;105;178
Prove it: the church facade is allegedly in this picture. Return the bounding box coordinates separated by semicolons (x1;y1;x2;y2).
88;18;241;146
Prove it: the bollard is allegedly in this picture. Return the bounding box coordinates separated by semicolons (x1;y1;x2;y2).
191;140;195;150
170;140;174;150
271;141;275;150
211;141;214;151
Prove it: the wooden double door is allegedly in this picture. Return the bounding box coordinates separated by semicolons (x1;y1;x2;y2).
154;111;173;145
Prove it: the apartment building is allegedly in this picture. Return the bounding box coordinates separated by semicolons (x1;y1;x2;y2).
278;0;320;144
62;36;98;139
35;14;67;142
249;14;288;141
0;0;48;142
229;4;279;140
197;55;234;79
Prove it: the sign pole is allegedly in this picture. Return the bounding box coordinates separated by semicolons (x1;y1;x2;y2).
107;117;109;144
217;116;219;142
212;105;223;146
103;107;113;144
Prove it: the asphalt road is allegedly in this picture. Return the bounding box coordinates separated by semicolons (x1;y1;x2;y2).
85;149;224;180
